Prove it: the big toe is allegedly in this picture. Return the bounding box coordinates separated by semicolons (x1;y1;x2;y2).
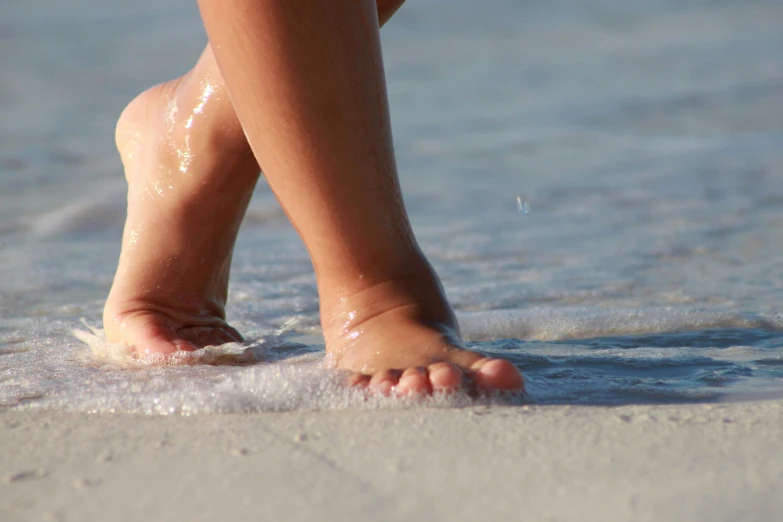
134;336;198;357
471;358;524;391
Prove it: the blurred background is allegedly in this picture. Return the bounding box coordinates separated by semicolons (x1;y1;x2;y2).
2;0;783;410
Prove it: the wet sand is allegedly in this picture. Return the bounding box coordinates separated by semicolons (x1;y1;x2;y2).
2;401;782;521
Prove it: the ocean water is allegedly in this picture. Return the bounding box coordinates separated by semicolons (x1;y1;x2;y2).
2;0;783;413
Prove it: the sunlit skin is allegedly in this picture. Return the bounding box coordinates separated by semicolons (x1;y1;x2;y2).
104;0;523;395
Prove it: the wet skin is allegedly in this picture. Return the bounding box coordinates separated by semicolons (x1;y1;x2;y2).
104;0;523;395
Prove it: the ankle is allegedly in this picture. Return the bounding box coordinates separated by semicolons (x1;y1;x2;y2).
318;254;457;338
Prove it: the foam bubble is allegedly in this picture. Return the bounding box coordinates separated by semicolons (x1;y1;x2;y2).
72;323;259;369
2;307;782;413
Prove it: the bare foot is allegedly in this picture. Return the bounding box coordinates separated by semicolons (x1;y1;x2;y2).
321;264;524;395
103;64;258;355
103;74;524;390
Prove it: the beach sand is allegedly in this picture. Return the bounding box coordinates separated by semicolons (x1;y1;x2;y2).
2;401;782;521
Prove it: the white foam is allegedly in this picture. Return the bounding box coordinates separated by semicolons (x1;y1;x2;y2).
72;322;259;369
42;323;489;414
1;306;780;414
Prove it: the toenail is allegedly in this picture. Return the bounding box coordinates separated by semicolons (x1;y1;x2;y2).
430;363;457;375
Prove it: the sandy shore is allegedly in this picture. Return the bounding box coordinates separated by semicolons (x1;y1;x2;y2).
2;401;782;522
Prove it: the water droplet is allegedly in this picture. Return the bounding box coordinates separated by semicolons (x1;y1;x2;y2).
516;196;530;214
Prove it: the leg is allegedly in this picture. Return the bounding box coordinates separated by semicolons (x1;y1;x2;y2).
104;1;408;355
198;0;523;392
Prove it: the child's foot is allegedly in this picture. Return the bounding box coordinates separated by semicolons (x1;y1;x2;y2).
103;68;259;355
321;265;524;395
103;37;523;392
103;75;523;390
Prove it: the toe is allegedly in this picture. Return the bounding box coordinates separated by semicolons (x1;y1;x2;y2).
181;326;240;347
171;339;199;353
223;326;244;343
345;373;372;389
369;369;402;396
179;327;210;348
396;367;431;396
215;327;242;345
136;337;197;356
428;362;462;392
471;358;524;391
137;321;199;355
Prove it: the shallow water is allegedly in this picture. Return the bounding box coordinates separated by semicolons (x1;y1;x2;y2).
2;0;783;413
